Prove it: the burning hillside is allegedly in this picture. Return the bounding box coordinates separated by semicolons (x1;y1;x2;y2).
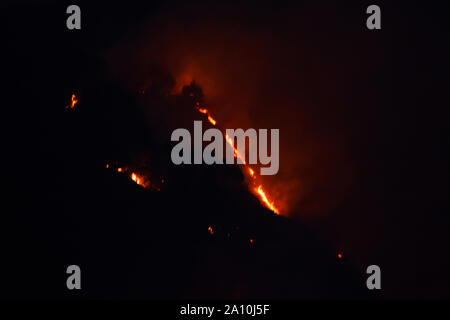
4;0;450;301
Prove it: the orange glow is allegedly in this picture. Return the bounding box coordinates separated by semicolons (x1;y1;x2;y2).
66;94;78;109
208;226;214;235
207;115;217;125
106;163;160;190
255;185;279;215
338;253;343;259
249;238;254;244
131;172;144;186
248;168;254;176
196;106;217;125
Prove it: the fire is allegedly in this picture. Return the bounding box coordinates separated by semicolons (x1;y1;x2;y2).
208;226;214;235
255;185;279;215
131;172;143;186
195;101;280;215
207;115;217;125
66;94;78;109
196;106;217;125
106;163;156;190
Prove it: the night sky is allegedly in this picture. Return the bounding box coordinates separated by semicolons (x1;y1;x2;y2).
2;0;450;299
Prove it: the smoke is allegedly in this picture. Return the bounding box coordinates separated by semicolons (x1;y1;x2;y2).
105;2;387;219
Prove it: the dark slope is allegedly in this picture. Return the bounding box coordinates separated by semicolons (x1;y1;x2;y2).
2;60;367;299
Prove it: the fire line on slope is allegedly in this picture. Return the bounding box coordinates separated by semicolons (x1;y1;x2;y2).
194;103;280;215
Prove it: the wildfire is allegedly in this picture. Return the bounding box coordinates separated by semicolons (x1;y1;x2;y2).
255;185;279;215
105;163;156;189
131;172;143;186
196;106;217;125
195;102;280;215
66;94;78;109
207;115;217;125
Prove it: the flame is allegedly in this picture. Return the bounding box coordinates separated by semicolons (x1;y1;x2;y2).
208;226;214;235
207;115;217;125
195;102;280;215
106;163;157;190
131;172;144;186
66;94;78;109
196;106;217;125
255;185;279;215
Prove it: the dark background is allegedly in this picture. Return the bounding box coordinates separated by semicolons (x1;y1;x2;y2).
2;0;449;299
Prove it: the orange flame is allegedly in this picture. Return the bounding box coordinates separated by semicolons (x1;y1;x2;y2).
131;172;143;186
196;106;217;125
207;115;217;125
66;94;78;109
255;185;279;215
208;226;214;235
106;163;155;189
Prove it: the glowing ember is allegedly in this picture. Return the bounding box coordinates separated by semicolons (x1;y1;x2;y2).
208;226;214;235
249;238;254;244
105;163;159;190
338;253;343;259
255;185;279;215
66;94;78;109
195;106;217;125
130;172;144;186
207;115;217;125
